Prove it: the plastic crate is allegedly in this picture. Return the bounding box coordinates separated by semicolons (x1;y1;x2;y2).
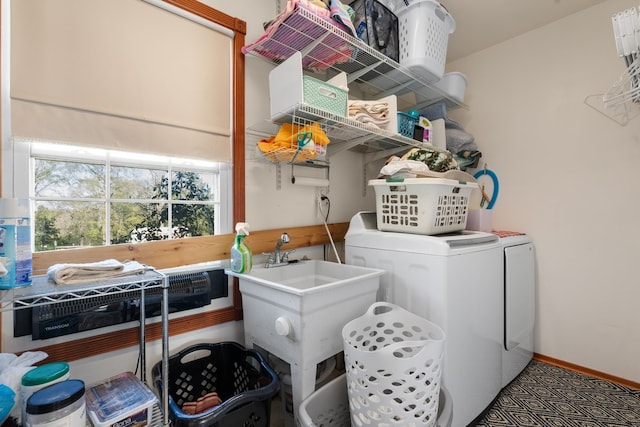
151;342;279;427
269;52;348;120
396;0;455;82
370;177;477;235
302;76;348;117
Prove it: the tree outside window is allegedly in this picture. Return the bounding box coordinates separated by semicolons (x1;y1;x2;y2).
33;145;219;252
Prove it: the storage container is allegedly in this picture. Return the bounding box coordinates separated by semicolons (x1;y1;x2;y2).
396;0;456;82
85;372;157;427
270;354;336;427
370;177;477;235
434;71;468;102
21;362;70;423
298;373;453;427
151;342;279;427
342;302;445;427
350;0;399;61
269;52;348;120
25;379;86;427
0;198;32;289
397;111;418;138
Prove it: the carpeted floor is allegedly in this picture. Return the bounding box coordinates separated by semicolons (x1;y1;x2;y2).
474;360;640;427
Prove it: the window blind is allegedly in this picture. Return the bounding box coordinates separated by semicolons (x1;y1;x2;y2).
11;0;232;162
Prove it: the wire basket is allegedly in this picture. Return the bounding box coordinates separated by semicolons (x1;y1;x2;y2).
370;177;477;235
342;302;445;427
151;342;279;427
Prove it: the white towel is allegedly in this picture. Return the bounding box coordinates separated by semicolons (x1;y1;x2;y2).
47;259;149;285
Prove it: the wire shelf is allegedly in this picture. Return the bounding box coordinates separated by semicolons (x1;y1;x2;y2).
0;269;165;311
242;2;465;113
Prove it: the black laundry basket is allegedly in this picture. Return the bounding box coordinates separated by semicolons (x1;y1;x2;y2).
152;342;279;427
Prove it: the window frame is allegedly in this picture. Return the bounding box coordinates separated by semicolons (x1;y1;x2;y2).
0;0;247;361
25;141;230;248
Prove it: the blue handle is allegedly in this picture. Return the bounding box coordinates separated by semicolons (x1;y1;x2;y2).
473;168;499;209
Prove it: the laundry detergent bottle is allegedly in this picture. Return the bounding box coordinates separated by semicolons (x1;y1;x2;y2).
231;222;252;273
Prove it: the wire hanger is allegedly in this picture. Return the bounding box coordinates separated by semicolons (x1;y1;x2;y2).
584;6;640;126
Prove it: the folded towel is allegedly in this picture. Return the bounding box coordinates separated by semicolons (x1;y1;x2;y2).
47;259;149;285
350;112;390;128
348;101;389;119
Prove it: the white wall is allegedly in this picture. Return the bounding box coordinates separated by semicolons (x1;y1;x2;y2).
447;0;640;382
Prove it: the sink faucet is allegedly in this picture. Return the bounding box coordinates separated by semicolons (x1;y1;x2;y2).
265;232;294;268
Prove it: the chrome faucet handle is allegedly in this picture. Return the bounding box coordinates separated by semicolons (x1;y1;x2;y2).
262;252;276;263
281;249;295;262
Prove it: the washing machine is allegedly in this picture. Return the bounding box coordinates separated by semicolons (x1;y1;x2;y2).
345;212;503;427
499;234;535;387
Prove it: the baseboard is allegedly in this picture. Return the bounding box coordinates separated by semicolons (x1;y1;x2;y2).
534;353;640;390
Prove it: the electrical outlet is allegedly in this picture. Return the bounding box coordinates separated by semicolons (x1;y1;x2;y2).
317;193;330;221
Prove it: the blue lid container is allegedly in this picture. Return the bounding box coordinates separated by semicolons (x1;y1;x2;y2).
26;379;85;424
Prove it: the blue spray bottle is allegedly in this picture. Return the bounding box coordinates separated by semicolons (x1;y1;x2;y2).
230;222;252;273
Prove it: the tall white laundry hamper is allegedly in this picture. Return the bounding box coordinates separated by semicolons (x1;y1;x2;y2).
342;302;445;427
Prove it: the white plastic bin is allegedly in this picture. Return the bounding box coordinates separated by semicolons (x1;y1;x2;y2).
299;373;453;427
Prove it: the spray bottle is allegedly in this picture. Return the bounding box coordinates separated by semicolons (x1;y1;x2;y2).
230;222;252;274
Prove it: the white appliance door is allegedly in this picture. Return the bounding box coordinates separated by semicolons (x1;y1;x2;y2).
505;243;535;352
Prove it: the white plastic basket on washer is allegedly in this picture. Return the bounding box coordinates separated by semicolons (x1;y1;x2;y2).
369;177;477;235
396;0;456;82
342;302;446;427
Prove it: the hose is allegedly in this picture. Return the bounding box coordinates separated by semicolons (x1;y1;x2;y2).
473;168;499;210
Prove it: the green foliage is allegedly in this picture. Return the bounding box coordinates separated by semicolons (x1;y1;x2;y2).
34;160;215;251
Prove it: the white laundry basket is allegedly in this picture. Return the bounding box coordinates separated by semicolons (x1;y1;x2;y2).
396;0;455;82
298;374;454;427
342;302;445;426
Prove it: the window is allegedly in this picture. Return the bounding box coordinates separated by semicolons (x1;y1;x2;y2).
21;141;230;252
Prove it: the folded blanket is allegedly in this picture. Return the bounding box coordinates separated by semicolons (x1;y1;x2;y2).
47;259;149;285
446;128;478;153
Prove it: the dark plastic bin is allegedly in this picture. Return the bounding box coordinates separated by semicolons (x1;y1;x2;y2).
151;342;279;427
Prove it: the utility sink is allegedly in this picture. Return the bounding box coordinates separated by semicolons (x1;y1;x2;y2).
226;259;383;424
229;259;382;296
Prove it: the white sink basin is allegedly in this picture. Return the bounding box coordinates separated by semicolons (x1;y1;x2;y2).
228;259;382;296
226;259;384;422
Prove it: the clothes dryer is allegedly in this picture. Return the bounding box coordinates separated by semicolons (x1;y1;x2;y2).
499;234;535;387
345;212;503;427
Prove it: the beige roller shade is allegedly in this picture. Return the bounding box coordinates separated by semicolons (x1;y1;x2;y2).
11;0;232;162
